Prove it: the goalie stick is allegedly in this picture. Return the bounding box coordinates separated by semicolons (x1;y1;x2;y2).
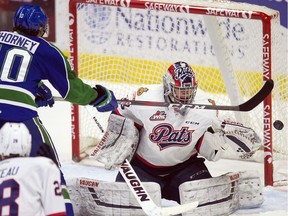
52;98;105;133
120;159;199;216
118;79;274;111
53;79;273;112
83;105;105;133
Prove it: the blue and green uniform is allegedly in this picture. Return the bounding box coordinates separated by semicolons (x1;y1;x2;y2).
0;30;98;215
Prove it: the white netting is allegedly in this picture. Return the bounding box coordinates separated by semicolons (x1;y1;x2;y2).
70;0;288;184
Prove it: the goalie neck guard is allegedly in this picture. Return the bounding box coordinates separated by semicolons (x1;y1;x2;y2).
163;62;198;104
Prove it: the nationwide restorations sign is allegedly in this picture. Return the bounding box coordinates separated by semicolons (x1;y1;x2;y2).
73;4;263;71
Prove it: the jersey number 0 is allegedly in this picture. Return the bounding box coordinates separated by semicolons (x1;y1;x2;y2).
0;47;31;82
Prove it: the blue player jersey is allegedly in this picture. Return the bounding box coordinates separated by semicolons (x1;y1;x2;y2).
0;31;97;121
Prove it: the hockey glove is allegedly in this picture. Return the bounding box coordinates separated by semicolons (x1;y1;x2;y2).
35;83;54;107
90;85;118;112
89;114;139;170
212;119;262;159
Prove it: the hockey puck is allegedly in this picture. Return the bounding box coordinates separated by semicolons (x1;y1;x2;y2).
273;120;284;130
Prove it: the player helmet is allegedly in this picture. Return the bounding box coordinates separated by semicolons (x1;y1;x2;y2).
163;62;198;104
13;4;49;37
0;123;32;159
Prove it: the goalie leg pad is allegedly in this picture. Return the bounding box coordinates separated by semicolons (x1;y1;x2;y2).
66;177;161;216
179;170;263;216
89;114;139;170
238;170;264;208
179;172;240;216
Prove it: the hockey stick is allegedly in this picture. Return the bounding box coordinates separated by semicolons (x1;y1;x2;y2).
53;97;105;133
83;105;105;133
120;159;199;216
118;79;274;111
54;79;273;112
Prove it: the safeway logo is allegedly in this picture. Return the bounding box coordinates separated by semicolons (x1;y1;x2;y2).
120;0;130;7
241;11;253;19
206;8;253;19
264;151;272;164
85;0;130;7
68;13;74;25
180;5;189;13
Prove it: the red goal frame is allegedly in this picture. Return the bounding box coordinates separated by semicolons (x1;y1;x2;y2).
69;0;276;186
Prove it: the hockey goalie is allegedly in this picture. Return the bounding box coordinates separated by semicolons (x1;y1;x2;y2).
71;62;264;216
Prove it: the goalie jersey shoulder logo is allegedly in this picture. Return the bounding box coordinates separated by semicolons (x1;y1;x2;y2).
134;85;163;101
150;111;167;121
136;87;149;96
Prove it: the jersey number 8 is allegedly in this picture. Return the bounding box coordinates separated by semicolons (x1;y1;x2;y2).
0;179;19;216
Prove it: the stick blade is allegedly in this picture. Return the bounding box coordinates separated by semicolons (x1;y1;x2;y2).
160;201;199;216
238;79;274;111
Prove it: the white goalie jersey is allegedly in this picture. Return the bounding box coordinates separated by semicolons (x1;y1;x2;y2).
0;157;66;216
116;85;261;167
116;85;219;167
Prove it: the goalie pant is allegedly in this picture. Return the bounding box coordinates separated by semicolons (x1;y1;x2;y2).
116;154;212;203
66;170;263;216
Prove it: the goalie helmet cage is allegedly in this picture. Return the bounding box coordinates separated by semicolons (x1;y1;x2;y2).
68;0;287;186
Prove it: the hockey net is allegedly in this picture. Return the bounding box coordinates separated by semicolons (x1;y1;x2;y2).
69;0;287;186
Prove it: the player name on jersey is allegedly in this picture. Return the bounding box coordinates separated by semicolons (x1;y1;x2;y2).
0;165;19;178
0;31;39;53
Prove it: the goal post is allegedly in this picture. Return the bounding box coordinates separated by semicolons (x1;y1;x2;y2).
68;0;287;186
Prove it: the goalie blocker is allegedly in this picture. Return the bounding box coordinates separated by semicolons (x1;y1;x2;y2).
89;114;139;170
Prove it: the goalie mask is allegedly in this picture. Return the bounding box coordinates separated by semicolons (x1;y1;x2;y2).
163;62;198;104
13;4;49;37
0;122;32;159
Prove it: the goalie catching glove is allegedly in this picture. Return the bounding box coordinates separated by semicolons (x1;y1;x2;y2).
198;119;262;161
89;114;139;170
220;120;262;159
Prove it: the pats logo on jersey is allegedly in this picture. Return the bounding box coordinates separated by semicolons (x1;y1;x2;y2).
137;87;148;96
150;111;166;121
149;123;194;150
